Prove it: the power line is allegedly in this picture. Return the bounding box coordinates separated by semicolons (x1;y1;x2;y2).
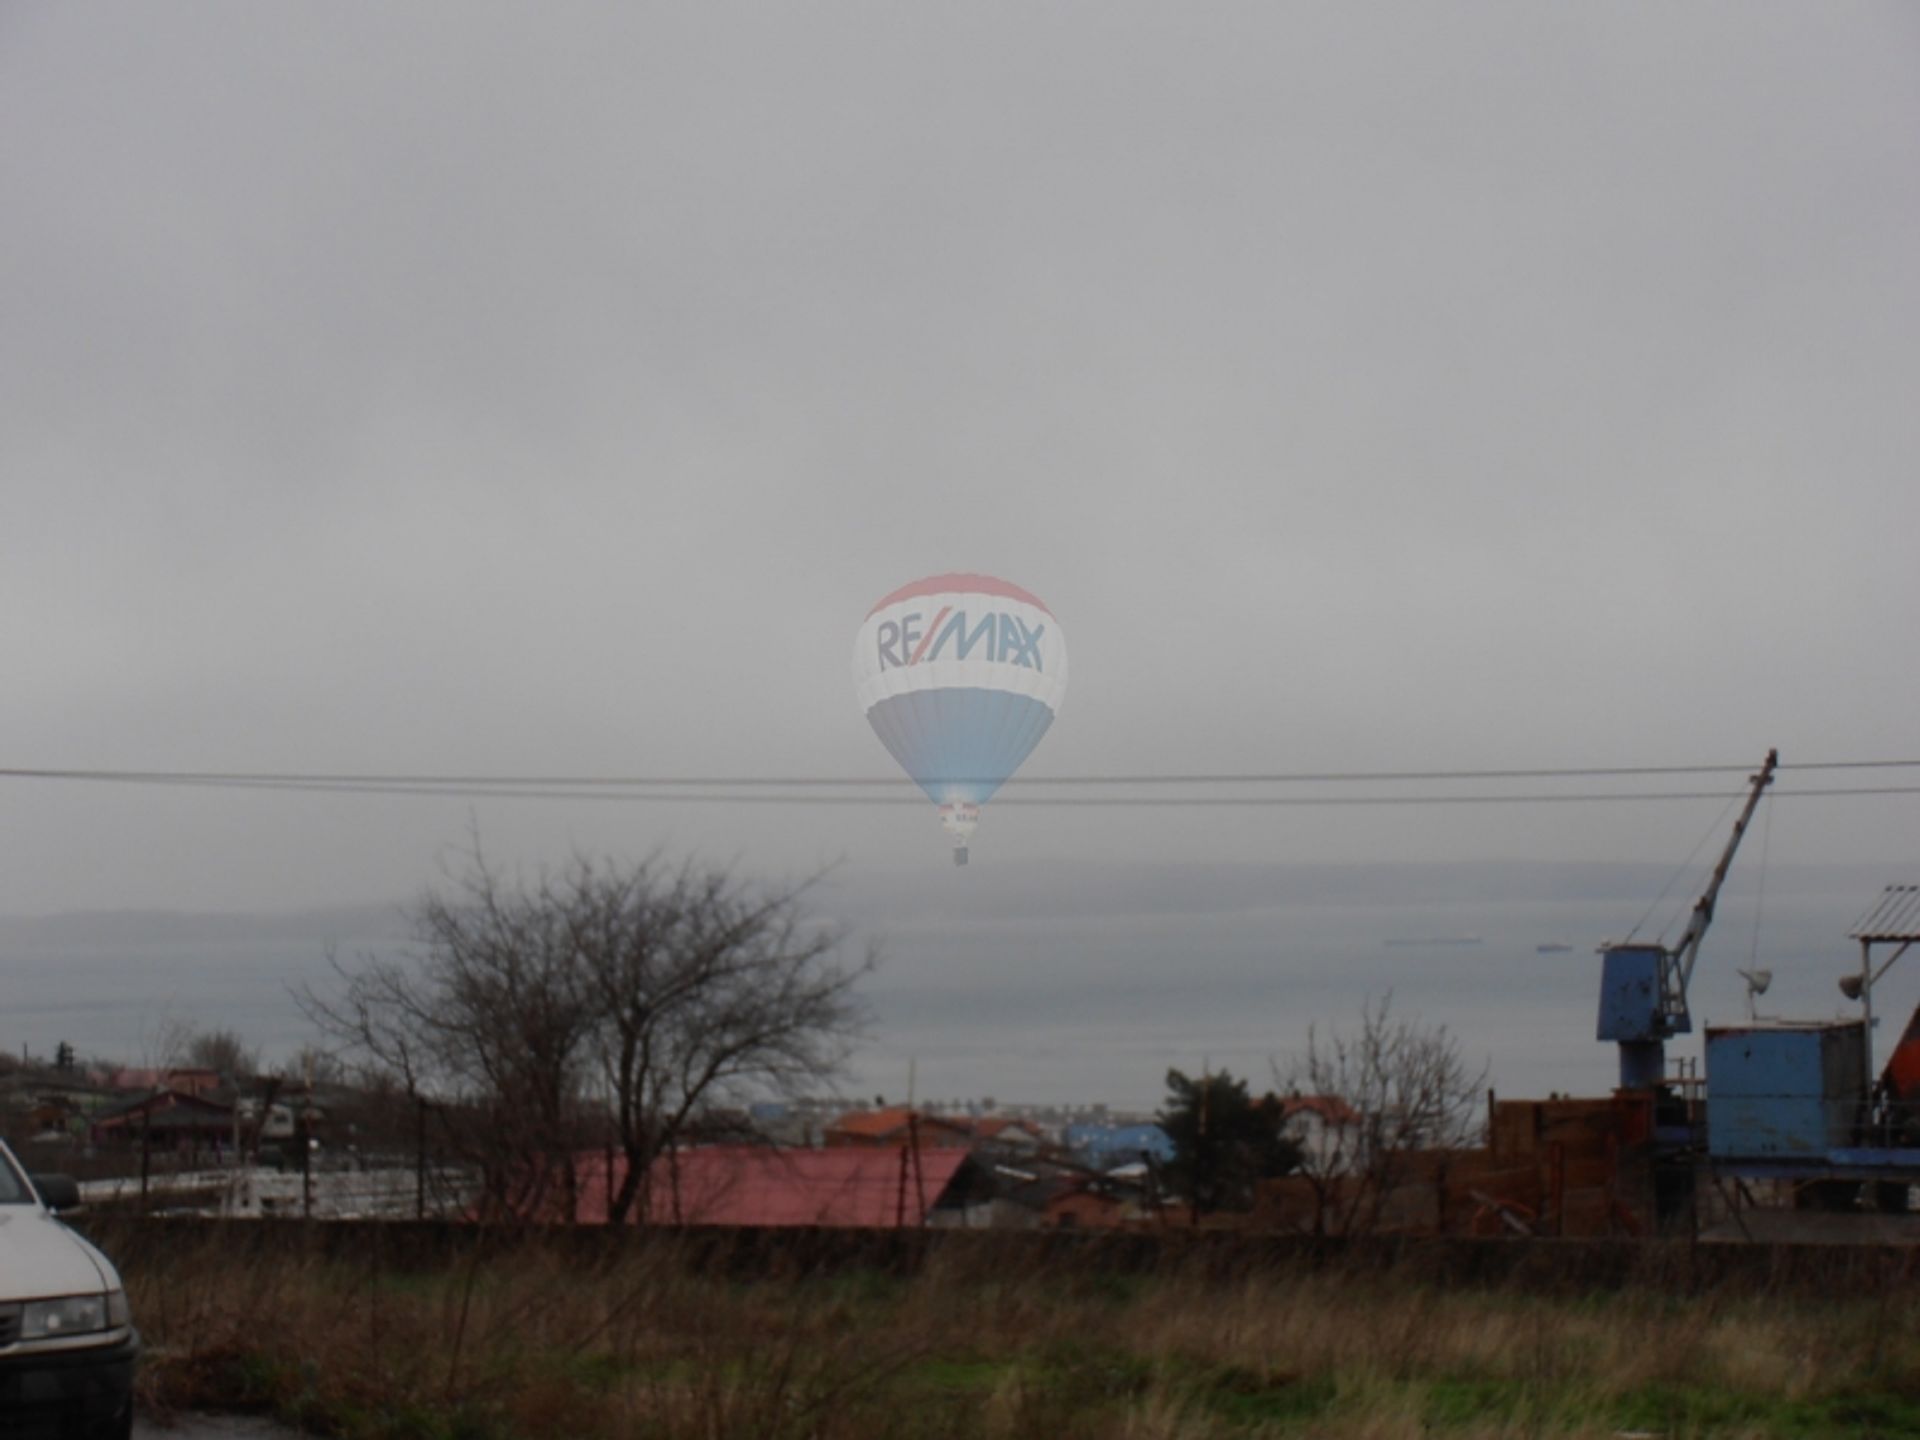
2;760;1917;791
0;769;1915;807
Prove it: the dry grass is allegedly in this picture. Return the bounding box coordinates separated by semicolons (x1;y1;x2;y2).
115;1230;1920;1439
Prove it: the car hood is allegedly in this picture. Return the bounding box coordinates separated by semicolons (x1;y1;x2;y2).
0;1208;115;1301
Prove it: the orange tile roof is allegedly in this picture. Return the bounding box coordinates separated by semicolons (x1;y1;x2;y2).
827;1105;918;1138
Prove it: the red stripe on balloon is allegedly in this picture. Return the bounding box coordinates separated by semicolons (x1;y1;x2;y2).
866;572;1054;619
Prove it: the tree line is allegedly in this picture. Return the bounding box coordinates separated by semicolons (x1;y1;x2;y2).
1157;993;1488;1232
41;837;1487;1232
300;847;872;1222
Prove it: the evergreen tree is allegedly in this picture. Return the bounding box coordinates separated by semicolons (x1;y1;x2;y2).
1156;1068;1301;1216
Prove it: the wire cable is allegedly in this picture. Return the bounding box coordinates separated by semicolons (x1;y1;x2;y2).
3;759;1919;791
1;771;1916;807
1623;792;1743;946
1746;791;1775;969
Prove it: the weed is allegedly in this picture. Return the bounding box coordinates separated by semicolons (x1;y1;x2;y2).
119;1230;1920;1438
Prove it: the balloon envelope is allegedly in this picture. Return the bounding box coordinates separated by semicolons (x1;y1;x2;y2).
853;574;1068;847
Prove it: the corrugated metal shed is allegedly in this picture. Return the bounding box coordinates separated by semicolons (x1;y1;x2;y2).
1850;885;1920;942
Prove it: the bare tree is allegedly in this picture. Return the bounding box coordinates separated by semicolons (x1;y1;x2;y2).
301;854;598;1218
280;1044;348;1088
1276;993;1488;1236
553;857;874;1223
155;1022;259;1081
301;848;871;1224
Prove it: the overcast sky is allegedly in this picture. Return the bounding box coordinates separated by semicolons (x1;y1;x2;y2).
4;3;1919;921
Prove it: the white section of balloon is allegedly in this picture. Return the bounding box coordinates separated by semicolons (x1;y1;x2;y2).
852;573;1068;864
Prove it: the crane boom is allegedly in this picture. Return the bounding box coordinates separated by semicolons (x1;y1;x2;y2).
1662;748;1778;1027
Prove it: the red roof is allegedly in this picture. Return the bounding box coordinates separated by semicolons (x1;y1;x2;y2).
1282;1095;1361;1126
573;1146;972;1228
824;1107;974;1145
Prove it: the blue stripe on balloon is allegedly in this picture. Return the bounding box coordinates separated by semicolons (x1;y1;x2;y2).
864;688;1057;807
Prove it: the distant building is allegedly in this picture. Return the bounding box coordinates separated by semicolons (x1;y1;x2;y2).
1045;1180;1140;1230
967;1116;1048;1151
1280;1095;1362;1173
90;1089;235;1156
823;1106;975;1149
1064;1122;1173;1171
105;1067;223;1099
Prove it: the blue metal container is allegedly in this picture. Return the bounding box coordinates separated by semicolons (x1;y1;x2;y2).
1705;1022;1866;1159
1597;946;1668;1042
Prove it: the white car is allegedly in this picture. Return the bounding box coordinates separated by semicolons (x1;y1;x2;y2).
0;1139;138;1439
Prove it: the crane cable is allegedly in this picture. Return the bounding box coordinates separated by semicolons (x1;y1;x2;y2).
1622;792;1742;946
1746;791;1775;970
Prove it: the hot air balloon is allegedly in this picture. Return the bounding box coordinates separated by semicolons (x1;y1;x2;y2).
853;573;1068;864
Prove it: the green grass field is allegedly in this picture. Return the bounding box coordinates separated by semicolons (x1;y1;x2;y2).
120;1230;1920;1439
